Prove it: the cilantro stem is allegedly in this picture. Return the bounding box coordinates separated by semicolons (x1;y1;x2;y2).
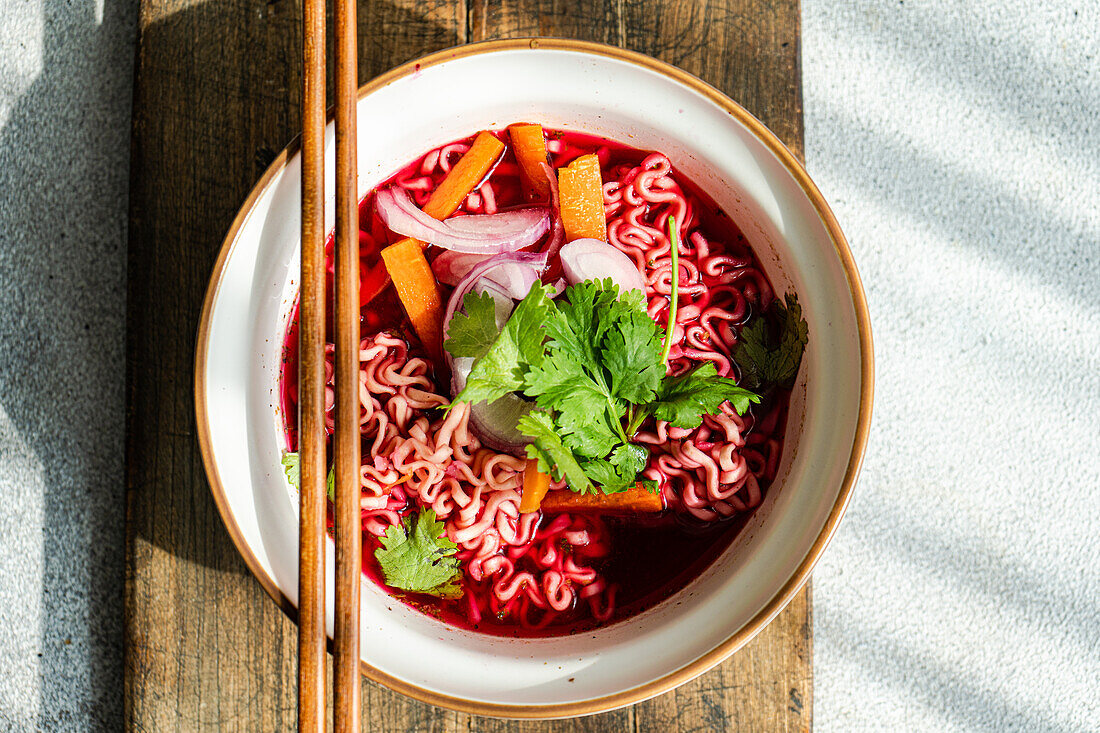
625;405;649;437
659;216;681;366
608;396;631;444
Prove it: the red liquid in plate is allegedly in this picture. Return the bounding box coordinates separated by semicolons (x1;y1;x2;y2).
279;128;791;637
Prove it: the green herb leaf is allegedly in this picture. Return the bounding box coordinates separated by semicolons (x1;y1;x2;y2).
281;451;335;499
523;347;623;457
599;304;664;405
518;410;598;495
374;510;463;599
542;278;622;365
281;452;299;489
579;442;649;494
730;319;769;390
650;361;762;428
451;280;554;407
447;275;788;499
771;293;810;388
555;400;622;459
732;292;808;391
443;290;503;360
522;346;606;414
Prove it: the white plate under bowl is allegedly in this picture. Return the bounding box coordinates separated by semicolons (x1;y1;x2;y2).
195;39;873;718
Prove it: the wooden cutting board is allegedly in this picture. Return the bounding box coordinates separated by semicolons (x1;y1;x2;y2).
124;1;810;729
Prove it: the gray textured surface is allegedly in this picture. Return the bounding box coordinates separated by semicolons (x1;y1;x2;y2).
0;0;1097;730
0;0;135;728
804;1;1100;731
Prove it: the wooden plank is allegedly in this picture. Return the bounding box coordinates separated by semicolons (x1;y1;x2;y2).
123;0;465;729
124;0;809;729
124;0;303;728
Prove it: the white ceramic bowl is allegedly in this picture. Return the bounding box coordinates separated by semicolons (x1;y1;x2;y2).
195;39;872;718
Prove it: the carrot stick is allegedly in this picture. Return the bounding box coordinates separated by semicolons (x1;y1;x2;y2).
556;153;606;242
423;131;505;219
508;124;551;203
519;458;551;514
539;485;664;514
380;238;442;358
381;131;504;356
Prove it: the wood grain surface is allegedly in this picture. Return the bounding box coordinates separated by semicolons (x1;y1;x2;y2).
124;0;810;730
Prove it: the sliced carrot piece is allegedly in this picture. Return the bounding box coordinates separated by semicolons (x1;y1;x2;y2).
382;131;505;356
539;484;664;514
508;124;551;203
519;458;551;514
380;238;443;359
557;153;606;242
422;131;505;220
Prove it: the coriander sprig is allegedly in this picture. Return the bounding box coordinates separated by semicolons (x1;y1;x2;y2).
731;292;809;392
447;279;762;496
374;509;463;598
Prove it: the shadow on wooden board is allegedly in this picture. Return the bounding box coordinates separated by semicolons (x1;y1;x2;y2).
125;0;809;730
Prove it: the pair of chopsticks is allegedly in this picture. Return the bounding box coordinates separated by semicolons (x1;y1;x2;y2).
299;0;360;725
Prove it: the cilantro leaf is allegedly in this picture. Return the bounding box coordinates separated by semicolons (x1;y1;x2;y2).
579;442;649;494
281;451;335;499
600;305;664;405
598;285;649;341
518;410;597;495
522;347;605;411
527;279;659;449
523;346;624;456
650;361;761;428
542;278;621;365
730;319;769;390
771;293;809;388
493;280;555;368
375;509;463;599
451;281;554;407
555;401;622;459
443;290;503;360
281;451;299;489
446;274;802;500
732;292;808;391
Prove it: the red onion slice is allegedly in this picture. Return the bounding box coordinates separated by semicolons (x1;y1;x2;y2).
431;250;542;300
539;162;565;261
432;251;491;286
450;356;532;455
482;262;542;300
559;238;647;294
441;250;549;345
376;187;549;254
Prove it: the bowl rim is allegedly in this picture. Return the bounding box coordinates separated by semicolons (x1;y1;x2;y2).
194;37;874;718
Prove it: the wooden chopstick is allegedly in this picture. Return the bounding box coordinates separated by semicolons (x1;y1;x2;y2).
296;0;326;724
332;0;361;724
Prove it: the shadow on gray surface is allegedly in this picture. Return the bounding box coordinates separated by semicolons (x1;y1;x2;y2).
0;0;136;726
810;95;1097;315
846;489;1100;663
867;1;1099;158
818;607;1075;733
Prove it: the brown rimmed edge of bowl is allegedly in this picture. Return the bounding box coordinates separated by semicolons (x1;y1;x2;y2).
193;37;875;720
